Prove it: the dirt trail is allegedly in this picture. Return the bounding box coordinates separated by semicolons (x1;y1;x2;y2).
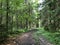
14;30;53;45
15;32;36;45
1;30;53;45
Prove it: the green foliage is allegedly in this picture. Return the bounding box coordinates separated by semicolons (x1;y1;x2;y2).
40;0;60;31
0;0;38;43
33;28;60;45
1;0;60;45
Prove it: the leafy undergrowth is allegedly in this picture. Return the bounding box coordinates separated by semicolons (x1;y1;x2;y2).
33;28;60;45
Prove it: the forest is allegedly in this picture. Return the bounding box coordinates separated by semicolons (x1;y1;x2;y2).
0;0;60;45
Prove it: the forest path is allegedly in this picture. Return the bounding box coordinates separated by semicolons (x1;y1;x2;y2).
2;29;53;45
14;30;37;45
14;29;53;45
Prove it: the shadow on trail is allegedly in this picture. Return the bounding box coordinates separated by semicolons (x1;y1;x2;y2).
14;29;53;45
15;29;38;45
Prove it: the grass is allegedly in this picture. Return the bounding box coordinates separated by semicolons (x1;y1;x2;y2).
33;27;60;45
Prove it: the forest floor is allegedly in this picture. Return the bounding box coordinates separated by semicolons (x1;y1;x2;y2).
1;30;53;45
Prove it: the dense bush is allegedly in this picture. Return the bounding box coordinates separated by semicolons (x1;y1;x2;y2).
33;28;60;45
40;0;60;31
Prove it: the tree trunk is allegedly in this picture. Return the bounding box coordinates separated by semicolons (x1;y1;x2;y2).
16;14;18;30
11;15;13;32
39;19;41;28
0;1;2;24
25;18;28;30
6;0;9;33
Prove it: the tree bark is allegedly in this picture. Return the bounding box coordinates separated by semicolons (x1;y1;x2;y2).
6;0;9;32
0;1;2;24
